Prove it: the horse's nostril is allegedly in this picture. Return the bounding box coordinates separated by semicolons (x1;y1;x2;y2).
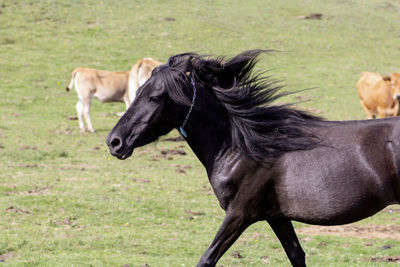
110;137;122;149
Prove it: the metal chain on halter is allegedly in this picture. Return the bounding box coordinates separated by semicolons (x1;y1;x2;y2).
179;75;197;138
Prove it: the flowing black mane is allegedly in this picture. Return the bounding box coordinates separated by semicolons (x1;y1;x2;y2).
159;50;324;163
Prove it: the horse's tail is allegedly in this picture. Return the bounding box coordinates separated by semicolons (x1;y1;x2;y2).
66;69;78;92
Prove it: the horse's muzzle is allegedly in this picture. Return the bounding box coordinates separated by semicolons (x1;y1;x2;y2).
106;133;133;160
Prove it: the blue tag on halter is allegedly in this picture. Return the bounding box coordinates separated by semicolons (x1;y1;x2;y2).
179;126;187;138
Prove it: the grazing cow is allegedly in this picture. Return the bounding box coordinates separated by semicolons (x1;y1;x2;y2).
129;58;162;101
356;72;400;119
392;72;400;94
66;67;130;132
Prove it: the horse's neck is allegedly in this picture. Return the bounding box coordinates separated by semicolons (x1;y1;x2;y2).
183;111;230;175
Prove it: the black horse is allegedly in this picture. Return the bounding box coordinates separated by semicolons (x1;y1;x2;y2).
106;50;400;266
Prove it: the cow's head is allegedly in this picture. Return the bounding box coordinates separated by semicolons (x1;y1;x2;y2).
390;73;400;100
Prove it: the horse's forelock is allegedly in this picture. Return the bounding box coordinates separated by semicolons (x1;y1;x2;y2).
162;53;225;107
158;67;192;107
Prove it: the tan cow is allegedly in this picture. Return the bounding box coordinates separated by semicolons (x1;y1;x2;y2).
129;58;163;102
392;72;400;95
66;68;130;132
356;72;400;119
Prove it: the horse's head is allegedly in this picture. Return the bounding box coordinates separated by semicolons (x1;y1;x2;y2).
106;50;272;160
106;53;202;160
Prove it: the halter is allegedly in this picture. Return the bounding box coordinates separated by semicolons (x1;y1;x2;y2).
179;75;197;138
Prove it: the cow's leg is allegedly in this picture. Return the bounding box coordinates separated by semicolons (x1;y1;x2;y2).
197;210;251;267
116;95;131;117
360;101;374;119
124;94;131;110
75;100;85;132
267;218;306;267
386;102;399;117
81;99;94;132
377;107;387;118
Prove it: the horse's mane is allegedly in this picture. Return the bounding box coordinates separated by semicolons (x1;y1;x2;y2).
160;50;324;163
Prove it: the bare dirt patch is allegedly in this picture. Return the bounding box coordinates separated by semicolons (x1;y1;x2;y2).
151;149;187;161
5;206;30;214
369;256;400;262
64;177;89;182
53;127;74;135
297;224;400;241
132;178;151;183
7;163;48;168
170;164;192;174
231;251;243;259
185;209;205;220
19;145;37;150
0;251;15;262
4;186;51;196
161;149;187;156
163;136;183;142
300;106;324;114
163;17;176;22
52;218;73;226
59;163;98;170
296;13;324;20
67;115;78;120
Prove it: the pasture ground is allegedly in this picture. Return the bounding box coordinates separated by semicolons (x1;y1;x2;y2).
1;0;400;266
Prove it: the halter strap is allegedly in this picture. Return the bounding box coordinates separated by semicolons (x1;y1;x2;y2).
179;75;197;138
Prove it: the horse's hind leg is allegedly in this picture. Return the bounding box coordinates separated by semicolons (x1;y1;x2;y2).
197;211;251;267
267;218;306;267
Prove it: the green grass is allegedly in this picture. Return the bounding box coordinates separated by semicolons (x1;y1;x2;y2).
1;0;400;266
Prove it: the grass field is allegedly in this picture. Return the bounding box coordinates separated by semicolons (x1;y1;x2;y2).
1;0;400;266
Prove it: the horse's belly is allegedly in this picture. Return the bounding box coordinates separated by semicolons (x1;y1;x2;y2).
280;191;388;225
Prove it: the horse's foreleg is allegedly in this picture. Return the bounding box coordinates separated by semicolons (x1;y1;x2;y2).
197;211;251;267
267;218;306;267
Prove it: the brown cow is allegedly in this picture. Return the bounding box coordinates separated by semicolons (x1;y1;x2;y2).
392;72;400;96
356;72;400;119
66;68;130;132
128;58;163;101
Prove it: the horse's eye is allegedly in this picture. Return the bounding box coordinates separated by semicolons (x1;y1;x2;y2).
149;96;160;103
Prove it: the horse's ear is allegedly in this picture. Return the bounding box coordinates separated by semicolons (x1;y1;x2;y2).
224;50;269;80
167;53;195;73
180;56;195;73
